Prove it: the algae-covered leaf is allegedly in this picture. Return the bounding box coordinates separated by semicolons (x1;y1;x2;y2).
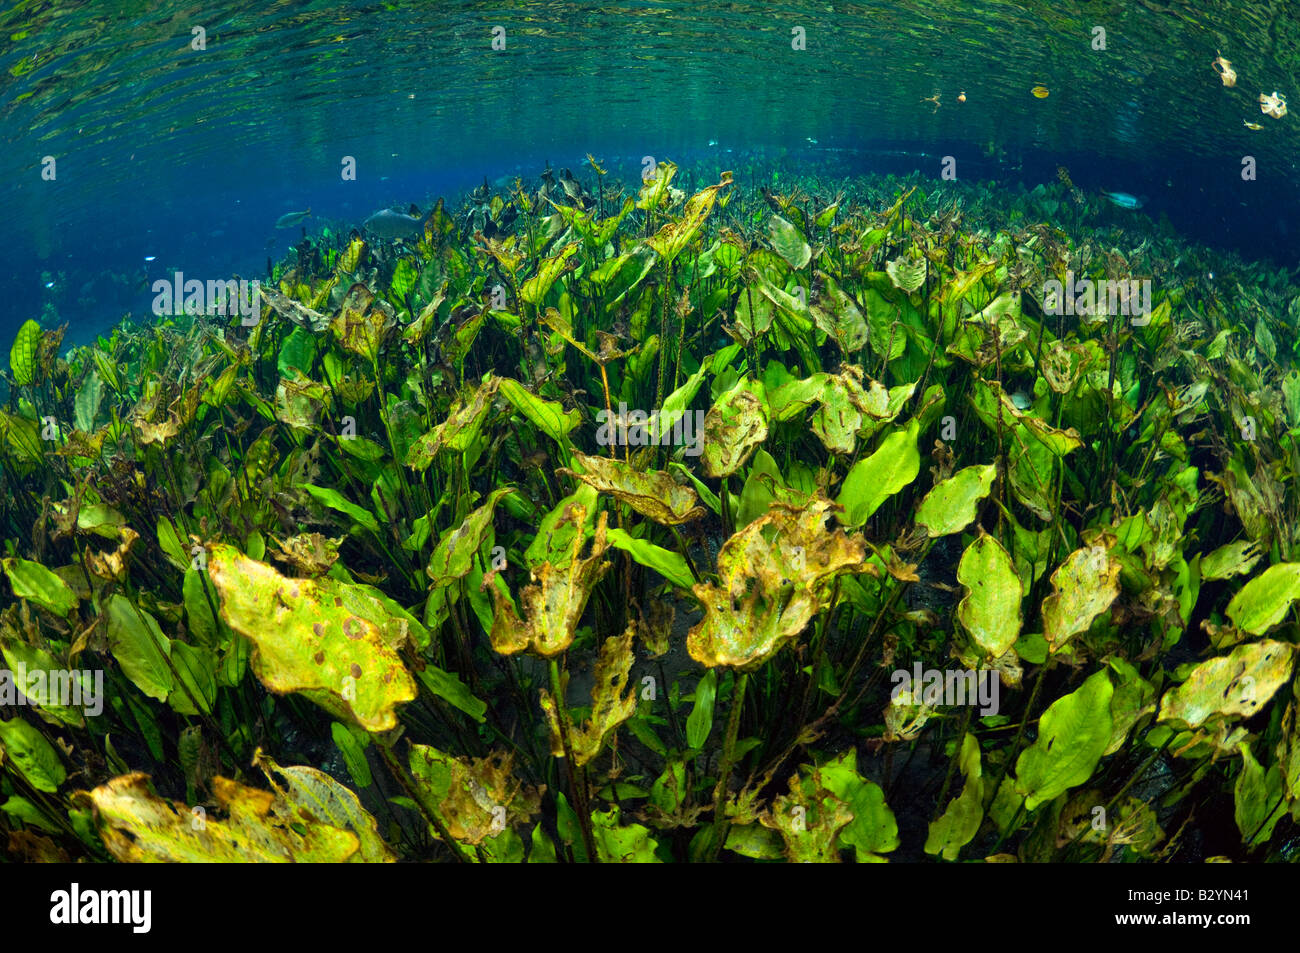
561;450;704;525
406;375;500;468
498;377;581;446
540;623;637;765
2;557;77;616
207;545;416;731
1041;543;1121;653
408;745;541;846
1234;742;1287;847
0;716;65;792
767;215;811;270
924;733;984;861
105;595;174;702
836;418;920;527
1014;669;1113;811
484;508;612;656
86;773;362;862
648;171;732;265
687;497;870;669
9;319;40;386
702;378;769;478
1157;640;1296;728
521;241;579;305
760;765;856;863
255;750;394;862
426;487;514;584
915;464;997;537
1226;562;1300;636
956;532;1022;659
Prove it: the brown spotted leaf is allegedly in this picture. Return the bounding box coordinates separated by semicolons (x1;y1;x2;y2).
561;450;704;525
702;378;769;478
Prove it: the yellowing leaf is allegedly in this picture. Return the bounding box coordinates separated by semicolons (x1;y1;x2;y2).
207;545;417;731
561;450;704;525
1157;640;1296;729
1041;543;1120;653
85;773;363;862
540;622;637;765
702;378;769;478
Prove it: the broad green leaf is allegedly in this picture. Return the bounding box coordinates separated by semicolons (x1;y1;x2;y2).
924;733;984;861
768;215;811;270
105;595;174;702
725;822;784;859
2;557;77;616
1014;669;1113;811
885;255;926;293
498;377;581;446
9;319;40;386
88;773;362;862
1105;658;1156;756
525;484;598;569
521;241;579;305
1041;543;1121;653
207;545;417;731
256;750;393;861
168;641;217;716
0;716;65;792
591;806;663;862
590;243;657;306
0;639;88;728
158;515;189;570
648;171;732;265
818;749;899;862
1234;742;1287;847
277;327;318;378
415;664;487;723
916;464;997;537
956;532;1022;659
427;487;514;584
1226;562;1300;636
331;721;374;788
297;483;380;534
836;418;920;527
605;528;695;590
74;369;103;432
686;669;717;749
1157;640;1296;728
1200;541;1262;582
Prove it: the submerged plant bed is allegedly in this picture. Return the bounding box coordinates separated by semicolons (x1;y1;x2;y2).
3;159;1300;863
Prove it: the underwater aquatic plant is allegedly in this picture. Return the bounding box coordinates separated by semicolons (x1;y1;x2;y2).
3;158;1300;867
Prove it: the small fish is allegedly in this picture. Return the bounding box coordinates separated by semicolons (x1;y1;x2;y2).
144;255;156;262
1243;120;1263;130
363;207;424;240
1101;190;1145;209
275;208;312;228
1010;390;1032;411
1031;85;1049;98
44;281;55;288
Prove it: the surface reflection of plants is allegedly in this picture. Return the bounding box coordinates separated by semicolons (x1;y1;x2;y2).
3;160;1300;863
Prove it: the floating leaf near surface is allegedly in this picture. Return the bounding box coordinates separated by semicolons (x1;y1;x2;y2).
915;464;997;537
1157;640;1296;728
956;532;1022;660
85;772;363;862
561;450;704;525
207;545;417;731
1041;542;1121;652
1014;669;1113;811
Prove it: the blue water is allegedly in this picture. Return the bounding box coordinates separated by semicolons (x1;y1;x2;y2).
3;1;1298;346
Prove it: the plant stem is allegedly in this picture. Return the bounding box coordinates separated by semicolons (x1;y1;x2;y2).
708;670;749;861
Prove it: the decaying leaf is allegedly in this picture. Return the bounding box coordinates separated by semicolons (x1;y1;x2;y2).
484;507;613;656
408;744;542;845
560;450;704;525
687;497;872;669
1041;541;1121;652
1157;639;1296;728
540;622;637;765
702;378;768;478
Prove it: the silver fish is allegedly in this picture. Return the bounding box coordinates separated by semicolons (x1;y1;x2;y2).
363;208;424;240
1101;191;1145;209
275;208;312;228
